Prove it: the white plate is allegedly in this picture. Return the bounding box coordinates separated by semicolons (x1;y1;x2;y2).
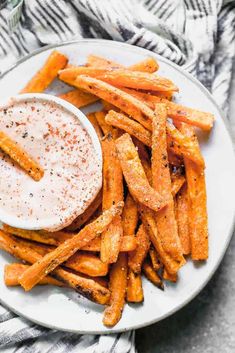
0;39;234;334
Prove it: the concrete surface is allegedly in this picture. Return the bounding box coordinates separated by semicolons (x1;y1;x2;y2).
136;61;235;353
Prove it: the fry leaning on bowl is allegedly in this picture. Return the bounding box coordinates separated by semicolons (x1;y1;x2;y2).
0;49;216;327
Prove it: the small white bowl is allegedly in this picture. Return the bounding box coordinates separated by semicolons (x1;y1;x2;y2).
0;93;102;230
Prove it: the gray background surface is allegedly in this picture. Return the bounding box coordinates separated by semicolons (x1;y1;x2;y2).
136;61;235;353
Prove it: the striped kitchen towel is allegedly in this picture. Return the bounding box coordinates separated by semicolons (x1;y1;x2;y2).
0;1;234;352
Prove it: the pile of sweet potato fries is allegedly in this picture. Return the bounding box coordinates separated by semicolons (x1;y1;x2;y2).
0;50;214;327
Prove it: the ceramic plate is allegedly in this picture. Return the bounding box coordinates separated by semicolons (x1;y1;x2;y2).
0;39;234;334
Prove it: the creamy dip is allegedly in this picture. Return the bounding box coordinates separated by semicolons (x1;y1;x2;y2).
0;96;102;231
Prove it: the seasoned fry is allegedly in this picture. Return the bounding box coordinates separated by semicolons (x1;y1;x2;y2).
175;183;191;255
82;235;137;252
105;110;152;147
167;124;205;169
129;57;159;72
180;124;208;260
171;174;186;197
152;105;184;265
86;55;123;69
59;67;178;92
58;89;98;108
74;75;153;130
128;224;150;274
163;268;178;282
149;247;161;271
0;231;110;304
0;131;44;181
65;252;109;277
103;253;127;327
86;113;104;141
4;264;64;287
21;50;68;93
122;193;138;236
123;88;214;131
3;224;72;245
116;133;168;212
94;111;119;138
133;138;152;185
168;150;184;167
19;202;124;291
126;270;143;303
66;190;102;231
101;134;123;263
142;260;163;289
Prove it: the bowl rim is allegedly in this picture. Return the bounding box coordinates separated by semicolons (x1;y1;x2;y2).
0;92;102;230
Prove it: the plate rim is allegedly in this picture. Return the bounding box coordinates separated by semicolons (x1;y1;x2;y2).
0;38;235;334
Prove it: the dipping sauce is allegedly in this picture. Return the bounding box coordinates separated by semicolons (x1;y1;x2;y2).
0;96;102;231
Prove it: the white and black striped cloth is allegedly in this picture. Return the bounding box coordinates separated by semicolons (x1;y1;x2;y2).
0;1;234;352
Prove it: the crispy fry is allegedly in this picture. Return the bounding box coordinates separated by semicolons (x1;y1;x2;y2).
86;55;123;69
149;247;161;271
65;252;109;277
82;235;137;252
0;231;110;304
73;76;153;130
175;183;191;255
94;111;120;138
105;110;152;147
66;190;102;231
123;89;214;131
133;138;152;185
163;268;178;282
101;134;123;263
142;260;163;289
129;57;159;72
128;224;150;274
59;67;178;92
19;202;124;291
103;253;127;327
152;105;184;265
126;270;143;303
3;224;72;245
122;193;138;236
86;113;104;141
168;150;184;167
171;174;186;196
0;131;44;181
167;124;205;169
21;50;68;93
4;263;64;287
116;133;168;212
179;124;208;260
58;89;98;108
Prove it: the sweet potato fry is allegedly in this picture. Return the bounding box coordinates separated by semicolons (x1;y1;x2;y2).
82;235;137;252
152;104;184;264
142;260;163;289
3;224;72;246
168;150;184;167
86;113;104;141
0;131;44;181
116;133;168;212
58;89;98;108
167;124;205;169
73;76;153;130
105;110;152;147
0;231;110;304
122;193;138;236
101;133;124;263
128;224;150;274
21;50;68;93
149;247;161;271
123;89;214;131
59;67;178;92
4;264;64;287
65;252;109;277
163;268;178;282
103;253;127;327
126;270;143;303
171;174;186;197
94;111;120;138
19;202;124;291
66;190;102;231
179;124;208;260
175;183;191;255
133;138;152;185
87;55;158;72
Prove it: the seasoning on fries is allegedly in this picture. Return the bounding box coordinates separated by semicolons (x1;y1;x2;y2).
0;51;214;327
